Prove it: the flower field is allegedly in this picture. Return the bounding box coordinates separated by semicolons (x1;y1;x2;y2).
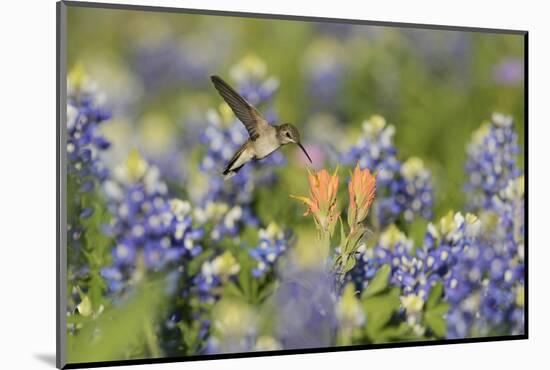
64;7;525;363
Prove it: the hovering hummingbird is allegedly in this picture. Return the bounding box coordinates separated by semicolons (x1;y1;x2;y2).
210;75;313;180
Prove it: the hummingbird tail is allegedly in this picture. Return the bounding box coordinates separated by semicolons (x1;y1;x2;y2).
222;163;245;180
223;171;237;181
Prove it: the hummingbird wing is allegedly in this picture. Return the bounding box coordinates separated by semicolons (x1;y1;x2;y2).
210;75;269;141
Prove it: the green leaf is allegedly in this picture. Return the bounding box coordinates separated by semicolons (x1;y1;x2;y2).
424;311;447;338
223;282;246;300
238;269;251;297
342;256;357;274
376;321;420;342
362;287;401;341
344;227;366;254
67;279;165;363
363;264;391;298
426;281;444;310
257;280;278;303
424;296;449;338
250;276;259;301
407;218;428;251
428;301;450;315
178;321;203;354
332;254;342;269
338;216;347;249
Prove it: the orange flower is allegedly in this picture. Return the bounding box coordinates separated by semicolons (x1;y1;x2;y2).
291;168;340;236
347;164;376;227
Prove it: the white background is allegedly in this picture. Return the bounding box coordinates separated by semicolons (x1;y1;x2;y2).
0;0;547;368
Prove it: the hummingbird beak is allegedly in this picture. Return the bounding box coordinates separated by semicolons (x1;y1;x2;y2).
297;142;313;164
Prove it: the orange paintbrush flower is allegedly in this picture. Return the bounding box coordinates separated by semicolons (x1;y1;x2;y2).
291;168;340;236
347;164;376;227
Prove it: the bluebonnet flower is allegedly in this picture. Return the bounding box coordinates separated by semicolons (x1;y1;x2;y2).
425;206;524;338
326;113;522;339
491;176;525;260
130;32;230;93
493;58;524;86
349;223;434;299
350;212;483;338
193;251;241;303
465;113;521;211
249;223;292;277
395;158;433;222
403;29;471;77
274;264;338;349
423;212;482;304
341;115;400;184
65;66;113;286
67;65;111;216
192;202;250;242
350;212;480;304
303;39;346;109
475;176;524;336
131;40;184;92
455;114;524;337
101;150;204;293
229;54;280;112
341;115;433;226
445;239;522;338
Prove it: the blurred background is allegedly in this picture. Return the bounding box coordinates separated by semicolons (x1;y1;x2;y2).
67;6;524;217
65;5;525;363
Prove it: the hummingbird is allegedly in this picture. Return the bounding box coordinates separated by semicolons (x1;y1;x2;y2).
210;75;313;180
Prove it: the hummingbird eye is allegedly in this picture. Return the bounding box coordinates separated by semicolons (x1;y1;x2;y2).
285;132;291;138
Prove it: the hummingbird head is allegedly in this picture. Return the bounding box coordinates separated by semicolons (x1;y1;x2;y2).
278;123;312;163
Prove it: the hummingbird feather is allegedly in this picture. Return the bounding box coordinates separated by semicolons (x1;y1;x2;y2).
210;75;270;141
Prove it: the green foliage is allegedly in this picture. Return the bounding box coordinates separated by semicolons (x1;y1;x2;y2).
406;218;429;252
80;194;112;310
363;264;392;298
358;265;401;342
423;282;450;338
216;230;280;305
67;173;113;312
67;279;166;363
177;320;206;356
334;217;373;282
225;264;278;306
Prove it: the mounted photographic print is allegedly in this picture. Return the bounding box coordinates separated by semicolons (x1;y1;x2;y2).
56;1;527;368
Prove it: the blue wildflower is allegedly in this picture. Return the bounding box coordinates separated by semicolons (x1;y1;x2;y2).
303;39;346;109
465;113;520;211
66;66;112;275
493;58;524;86
274;265;338;349
130;32;229;93
229;53;280;110
342;115;433;226
67;65;111;186
249;223;292;278
193;251;241;303
452;115;524;336
101;150;204;292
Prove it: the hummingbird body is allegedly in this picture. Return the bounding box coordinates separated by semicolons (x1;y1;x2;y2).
250;124;279;159
210;75;312;179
